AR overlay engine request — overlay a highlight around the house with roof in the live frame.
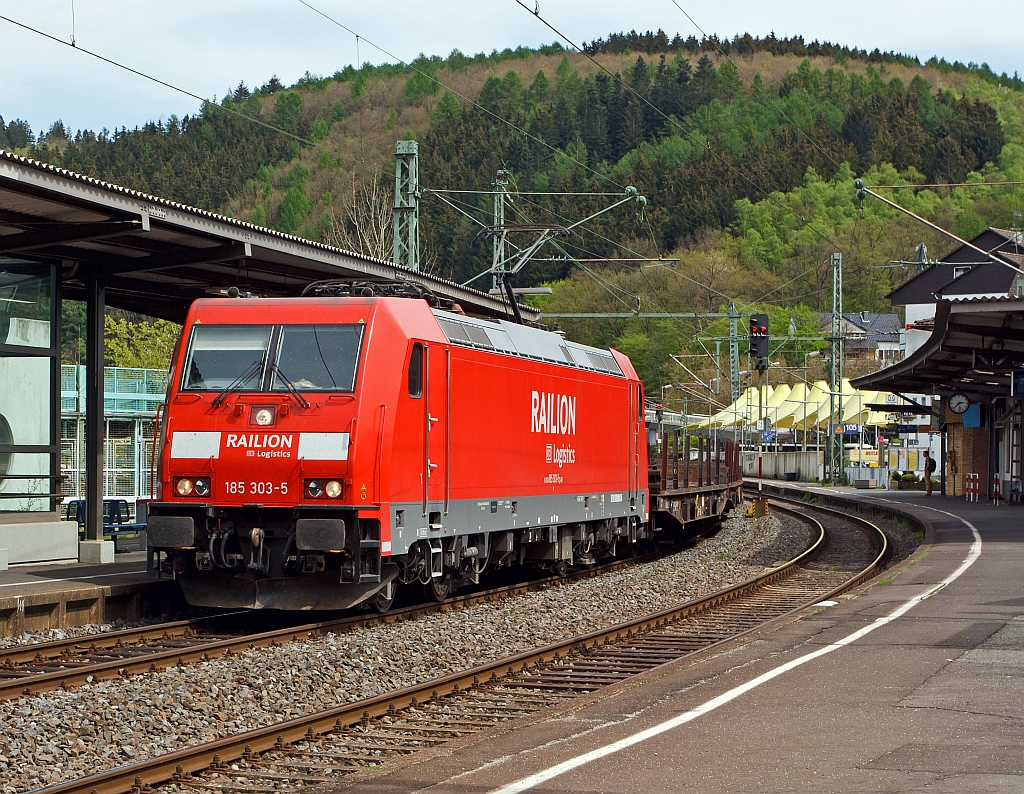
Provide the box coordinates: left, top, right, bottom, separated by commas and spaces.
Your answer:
855, 226, 1024, 498
887, 227, 1024, 356
818, 311, 902, 360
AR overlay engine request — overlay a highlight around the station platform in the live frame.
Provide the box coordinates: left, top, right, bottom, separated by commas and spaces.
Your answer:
0, 552, 185, 638
338, 486, 1022, 793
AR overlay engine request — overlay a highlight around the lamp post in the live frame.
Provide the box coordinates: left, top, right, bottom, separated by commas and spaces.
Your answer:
803, 351, 821, 451
659, 384, 673, 461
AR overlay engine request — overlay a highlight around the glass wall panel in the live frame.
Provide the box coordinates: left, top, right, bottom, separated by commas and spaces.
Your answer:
1, 263, 57, 514
0, 453, 52, 512
1, 265, 52, 349
0, 356, 51, 445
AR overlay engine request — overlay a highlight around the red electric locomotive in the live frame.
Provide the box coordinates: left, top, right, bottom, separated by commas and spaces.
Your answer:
147, 288, 650, 610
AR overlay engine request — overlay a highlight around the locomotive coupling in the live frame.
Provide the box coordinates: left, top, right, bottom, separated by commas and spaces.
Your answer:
248, 527, 266, 572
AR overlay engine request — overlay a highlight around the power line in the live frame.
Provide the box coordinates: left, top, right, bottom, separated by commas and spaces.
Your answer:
512, 0, 850, 262
668, 0, 846, 175
295, 0, 624, 191
872, 181, 1024, 189
0, 13, 313, 146
427, 190, 627, 196
504, 197, 642, 312
512, 192, 734, 363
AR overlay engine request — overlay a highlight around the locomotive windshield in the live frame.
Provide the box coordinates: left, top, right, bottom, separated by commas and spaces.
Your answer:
181, 323, 363, 393
183, 325, 271, 390
272, 325, 363, 391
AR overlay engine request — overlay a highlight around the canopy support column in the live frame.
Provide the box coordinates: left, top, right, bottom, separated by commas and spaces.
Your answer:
81, 277, 112, 562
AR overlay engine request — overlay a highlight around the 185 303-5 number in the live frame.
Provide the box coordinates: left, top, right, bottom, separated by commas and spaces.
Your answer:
224, 481, 288, 495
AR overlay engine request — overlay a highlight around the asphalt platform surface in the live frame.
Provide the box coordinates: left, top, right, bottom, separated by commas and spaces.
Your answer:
0, 550, 148, 596
334, 486, 1022, 794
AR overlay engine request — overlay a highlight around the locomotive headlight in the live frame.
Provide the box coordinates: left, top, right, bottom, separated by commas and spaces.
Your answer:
325, 480, 342, 498
253, 407, 275, 426
306, 479, 324, 498
175, 478, 194, 496
194, 478, 211, 497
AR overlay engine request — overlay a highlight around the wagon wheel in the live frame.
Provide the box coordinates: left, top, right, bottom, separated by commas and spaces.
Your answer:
370, 580, 397, 613
552, 560, 569, 578
426, 574, 453, 602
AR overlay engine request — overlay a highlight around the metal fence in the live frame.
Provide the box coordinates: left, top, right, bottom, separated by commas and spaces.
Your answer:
59, 366, 166, 501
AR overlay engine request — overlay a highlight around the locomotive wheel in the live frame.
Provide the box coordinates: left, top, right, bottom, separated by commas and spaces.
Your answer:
552, 560, 569, 577
426, 574, 453, 602
370, 580, 396, 613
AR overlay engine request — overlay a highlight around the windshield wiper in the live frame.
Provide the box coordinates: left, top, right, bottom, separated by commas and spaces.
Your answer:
212, 356, 264, 407
271, 363, 311, 409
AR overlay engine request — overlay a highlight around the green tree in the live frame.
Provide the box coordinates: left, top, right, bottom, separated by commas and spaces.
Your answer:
104, 316, 180, 369
271, 92, 304, 133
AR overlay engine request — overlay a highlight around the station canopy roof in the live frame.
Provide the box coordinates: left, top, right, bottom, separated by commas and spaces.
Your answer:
698, 379, 893, 430
0, 150, 532, 323
852, 298, 1024, 398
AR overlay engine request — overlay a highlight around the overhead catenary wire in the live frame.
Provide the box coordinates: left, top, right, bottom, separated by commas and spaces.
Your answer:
511, 192, 735, 365
512, 0, 850, 263
871, 181, 1024, 189
295, 0, 625, 191
0, 13, 315, 147
515, 190, 762, 345
430, 192, 492, 230
668, 0, 847, 176
515, 187, 823, 369
503, 197, 643, 312
427, 190, 628, 197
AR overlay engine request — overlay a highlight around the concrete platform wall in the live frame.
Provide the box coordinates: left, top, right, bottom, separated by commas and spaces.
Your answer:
0, 520, 78, 564
0, 580, 186, 638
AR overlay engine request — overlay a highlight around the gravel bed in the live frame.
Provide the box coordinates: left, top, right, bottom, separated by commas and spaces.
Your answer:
790, 495, 921, 565
0, 508, 807, 792
0, 617, 173, 651
871, 512, 922, 564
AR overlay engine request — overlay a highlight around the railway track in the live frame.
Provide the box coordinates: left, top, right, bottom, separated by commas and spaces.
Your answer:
32, 498, 887, 794
0, 542, 686, 702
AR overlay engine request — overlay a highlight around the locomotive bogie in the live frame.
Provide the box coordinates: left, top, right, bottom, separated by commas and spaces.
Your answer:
148, 296, 650, 610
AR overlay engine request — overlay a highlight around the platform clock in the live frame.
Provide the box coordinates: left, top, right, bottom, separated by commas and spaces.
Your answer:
948, 392, 970, 415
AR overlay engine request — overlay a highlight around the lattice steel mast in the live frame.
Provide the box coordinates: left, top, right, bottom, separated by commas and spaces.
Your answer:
393, 140, 420, 272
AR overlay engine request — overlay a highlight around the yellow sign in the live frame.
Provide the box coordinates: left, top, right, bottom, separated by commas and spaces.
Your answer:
849, 448, 879, 465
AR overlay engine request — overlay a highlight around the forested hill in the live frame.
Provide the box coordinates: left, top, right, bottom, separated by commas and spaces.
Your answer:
4, 31, 1023, 388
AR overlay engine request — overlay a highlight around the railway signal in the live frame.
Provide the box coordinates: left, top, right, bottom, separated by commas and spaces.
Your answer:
749, 313, 769, 372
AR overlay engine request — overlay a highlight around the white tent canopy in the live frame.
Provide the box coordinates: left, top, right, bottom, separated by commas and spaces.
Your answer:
697, 380, 894, 432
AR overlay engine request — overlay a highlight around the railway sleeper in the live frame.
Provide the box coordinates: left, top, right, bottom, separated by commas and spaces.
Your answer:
80, 499, 887, 794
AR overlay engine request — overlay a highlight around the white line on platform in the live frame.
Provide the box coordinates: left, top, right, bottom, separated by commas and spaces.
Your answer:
0, 569, 147, 589
486, 510, 983, 794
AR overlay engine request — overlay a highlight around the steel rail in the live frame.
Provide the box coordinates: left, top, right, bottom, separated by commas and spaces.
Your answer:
0, 543, 685, 701
30, 500, 884, 794
766, 495, 890, 597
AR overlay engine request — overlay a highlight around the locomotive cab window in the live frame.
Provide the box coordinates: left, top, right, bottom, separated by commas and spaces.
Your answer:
272, 325, 363, 392
183, 325, 272, 391
182, 323, 363, 393
407, 343, 423, 398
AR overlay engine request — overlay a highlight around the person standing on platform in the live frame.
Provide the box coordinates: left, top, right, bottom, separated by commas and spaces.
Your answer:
924, 450, 937, 496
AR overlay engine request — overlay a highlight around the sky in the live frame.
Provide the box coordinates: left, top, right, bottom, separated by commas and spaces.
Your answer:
1, 0, 1020, 136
